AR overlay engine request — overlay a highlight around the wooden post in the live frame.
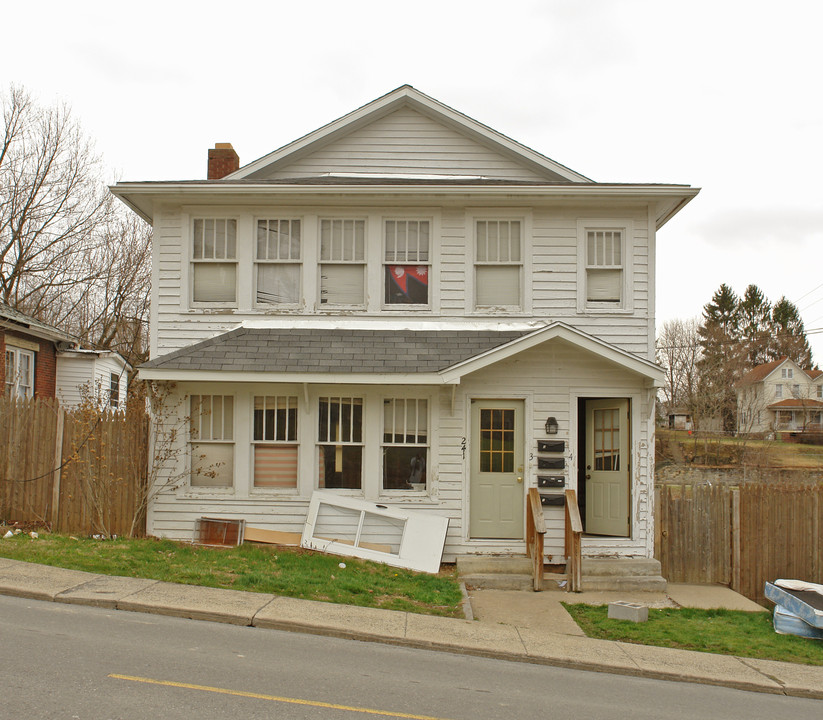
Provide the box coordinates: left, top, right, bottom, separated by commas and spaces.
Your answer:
730, 487, 741, 593
50, 406, 65, 531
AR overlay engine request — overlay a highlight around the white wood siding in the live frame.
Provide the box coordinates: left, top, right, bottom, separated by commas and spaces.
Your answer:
259, 107, 551, 181
151, 204, 654, 360
147, 338, 654, 561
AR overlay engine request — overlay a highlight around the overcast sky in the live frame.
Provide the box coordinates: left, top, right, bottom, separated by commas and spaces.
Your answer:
4, 1, 822, 361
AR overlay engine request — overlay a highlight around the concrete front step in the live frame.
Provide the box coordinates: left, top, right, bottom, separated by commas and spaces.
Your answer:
457, 555, 667, 592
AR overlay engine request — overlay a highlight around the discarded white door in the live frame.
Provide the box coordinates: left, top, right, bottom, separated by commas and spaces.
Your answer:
301, 491, 449, 573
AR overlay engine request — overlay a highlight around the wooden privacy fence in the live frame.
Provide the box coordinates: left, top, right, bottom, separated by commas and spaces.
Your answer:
656, 482, 823, 605
0, 397, 149, 537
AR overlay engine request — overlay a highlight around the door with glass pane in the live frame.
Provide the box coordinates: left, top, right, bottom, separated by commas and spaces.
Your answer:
585, 398, 630, 537
469, 400, 524, 539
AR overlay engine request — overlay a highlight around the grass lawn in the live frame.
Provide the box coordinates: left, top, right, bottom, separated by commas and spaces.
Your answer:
0, 533, 464, 618
563, 603, 823, 665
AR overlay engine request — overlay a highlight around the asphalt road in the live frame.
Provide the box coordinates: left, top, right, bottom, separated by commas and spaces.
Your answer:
1, 595, 820, 720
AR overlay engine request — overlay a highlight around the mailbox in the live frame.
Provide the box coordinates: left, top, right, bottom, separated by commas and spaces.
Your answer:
537, 440, 565, 453
537, 457, 565, 470
539, 494, 565, 507
537, 475, 565, 488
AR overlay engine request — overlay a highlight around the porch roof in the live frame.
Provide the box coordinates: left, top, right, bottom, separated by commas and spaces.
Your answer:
767, 398, 823, 411
138, 321, 664, 386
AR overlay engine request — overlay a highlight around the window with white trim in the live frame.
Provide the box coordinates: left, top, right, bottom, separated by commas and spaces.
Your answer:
109, 373, 120, 409
474, 220, 521, 308
317, 397, 363, 489
585, 229, 623, 304
817, 385, 822, 399
190, 395, 234, 487
384, 220, 430, 306
253, 395, 298, 489
775, 384, 783, 399
319, 219, 366, 306
782, 368, 793, 379
4, 347, 34, 399
192, 219, 237, 303
256, 219, 301, 305
382, 398, 428, 491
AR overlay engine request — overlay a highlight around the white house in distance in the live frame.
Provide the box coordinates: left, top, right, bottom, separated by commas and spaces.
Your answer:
737, 357, 823, 435
55, 348, 132, 410
112, 86, 697, 568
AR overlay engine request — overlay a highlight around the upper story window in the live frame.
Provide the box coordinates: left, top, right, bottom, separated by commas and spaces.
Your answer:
384, 220, 430, 307
775, 384, 783, 399
577, 220, 632, 312
4, 347, 34, 399
256, 219, 301, 306
192, 218, 237, 304
474, 220, 522, 309
817, 385, 822, 399
319, 219, 366, 307
782, 368, 793, 379
585, 229, 623, 304
190, 394, 234, 488
253, 395, 298, 489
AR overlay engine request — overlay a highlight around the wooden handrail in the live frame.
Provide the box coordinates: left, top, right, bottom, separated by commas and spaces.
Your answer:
564, 489, 583, 592
526, 488, 546, 591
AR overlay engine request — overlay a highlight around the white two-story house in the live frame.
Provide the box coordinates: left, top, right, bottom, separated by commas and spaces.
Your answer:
737, 357, 823, 435
113, 86, 697, 565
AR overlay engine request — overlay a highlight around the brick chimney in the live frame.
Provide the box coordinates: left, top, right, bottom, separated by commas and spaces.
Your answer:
207, 143, 239, 179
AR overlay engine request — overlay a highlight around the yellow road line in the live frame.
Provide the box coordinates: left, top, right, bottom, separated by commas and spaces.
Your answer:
108, 674, 455, 720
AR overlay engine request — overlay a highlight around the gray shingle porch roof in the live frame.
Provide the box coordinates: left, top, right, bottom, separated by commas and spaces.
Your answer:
141, 327, 531, 375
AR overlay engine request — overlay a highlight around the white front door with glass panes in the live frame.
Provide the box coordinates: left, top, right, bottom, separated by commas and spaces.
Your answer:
584, 398, 630, 537
469, 400, 524, 539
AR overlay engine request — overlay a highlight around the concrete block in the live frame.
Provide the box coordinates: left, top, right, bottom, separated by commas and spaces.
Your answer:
608, 601, 649, 622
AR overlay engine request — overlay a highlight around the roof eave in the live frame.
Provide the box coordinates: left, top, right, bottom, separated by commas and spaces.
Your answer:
111, 182, 698, 225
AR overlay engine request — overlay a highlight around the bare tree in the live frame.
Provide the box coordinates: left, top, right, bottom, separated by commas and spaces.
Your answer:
0, 85, 114, 313
656, 318, 702, 424
0, 85, 150, 366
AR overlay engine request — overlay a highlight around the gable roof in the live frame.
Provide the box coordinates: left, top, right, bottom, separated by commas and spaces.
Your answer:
0, 303, 76, 345
138, 321, 664, 386
232, 85, 591, 184
738, 357, 819, 386
112, 85, 698, 228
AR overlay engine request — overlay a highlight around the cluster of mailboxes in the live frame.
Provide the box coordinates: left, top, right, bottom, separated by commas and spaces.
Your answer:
536, 439, 565, 507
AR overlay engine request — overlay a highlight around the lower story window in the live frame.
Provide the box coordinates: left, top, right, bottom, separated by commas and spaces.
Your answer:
253, 395, 298, 489
5, 347, 34, 399
318, 397, 363, 489
190, 395, 234, 487
382, 398, 428, 490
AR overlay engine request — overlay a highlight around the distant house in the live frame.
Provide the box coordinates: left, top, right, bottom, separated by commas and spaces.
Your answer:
737, 357, 823, 435
667, 408, 692, 431
56, 348, 132, 409
1, 303, 74, 400
2, 302, 129, 409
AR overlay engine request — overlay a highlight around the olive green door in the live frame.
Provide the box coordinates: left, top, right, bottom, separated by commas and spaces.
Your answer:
585, 398, 630, 537
469, 400, 525, 539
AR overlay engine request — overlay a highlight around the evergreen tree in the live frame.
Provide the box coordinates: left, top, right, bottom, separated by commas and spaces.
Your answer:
737, 284, 772, 366
697, 284, 742, 432
770, 297, 813, 367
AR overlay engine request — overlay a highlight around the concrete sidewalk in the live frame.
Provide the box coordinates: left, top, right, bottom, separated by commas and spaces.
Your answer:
0, 556, 820, 700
